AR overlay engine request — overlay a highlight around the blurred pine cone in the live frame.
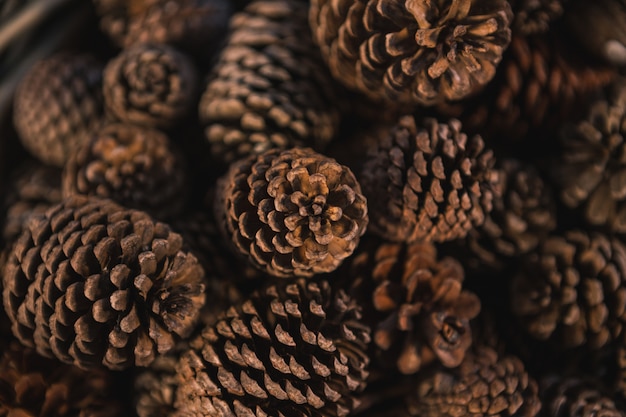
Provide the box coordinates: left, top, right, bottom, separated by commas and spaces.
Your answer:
309, 0, 513, 105
62, 123, 187, 220
215, 147, 368, 278
345, 237, 480, 374
13, 53, 105, 167
540, 375, 624, 417
103, 43, 198, 128
511, 230, 626, 350
361, 116, 500, 243
508, 0, 568, 35
2, 195, 206, 369
198, 0, 341, 166
174, 279, 371, 417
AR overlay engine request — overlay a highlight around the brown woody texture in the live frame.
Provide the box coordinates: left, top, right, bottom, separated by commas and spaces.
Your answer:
1, 195, 206, 370
507, 0, 568, 35
309, 0, 513, 105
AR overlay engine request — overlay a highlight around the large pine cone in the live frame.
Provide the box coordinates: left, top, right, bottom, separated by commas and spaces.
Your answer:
173, 279, 371, 417
511, 230, 626, 350
309, 0, 513, 105
540, 375, 624, 417
198, 0, 341, 166
552, 79, 626, 234
508, 0, 568, 35
2, 196, 206, 369
361, 116, 500, 243
215, 147, 368, 278
344, 237, 480, 374
13, 53, 104, 167
62, 123, 187, 220
103, 43, 198, 128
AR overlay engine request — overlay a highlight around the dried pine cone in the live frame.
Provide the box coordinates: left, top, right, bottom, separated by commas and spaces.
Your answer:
540, 375, 624, 417
198, 0, 340, 166
103, 43, 198, 128
215, 147, 368, 278
344, 237, 481, 374
173, 279, 371, 417
511, 230, 626, 350
13, 53, 104, 167
361, 116, 500, 243
508, 0, 568, 35
2, 195, 206, 369
309, 0, 513, 105
62, 123, 187, 220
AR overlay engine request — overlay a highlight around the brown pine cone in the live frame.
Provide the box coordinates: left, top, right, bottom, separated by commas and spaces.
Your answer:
309, 0, 513, 106
344, 237, 481, 374
2, 195, 206, 369
511, 230, 626, 350
198, 0, 341, 166
215, 147, 368, 278
103, 43, 198, 128
361, 116, 500, 243
0, 340, 124, 417
552, 79, 626, 234
508, 0, 568, 35
540, 375, 624, 417
173, 279, 371, 417
13, 53, 105, 167
62, 123, 187, 220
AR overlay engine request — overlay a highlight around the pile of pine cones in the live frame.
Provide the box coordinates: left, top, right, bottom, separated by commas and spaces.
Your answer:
1, 0, 626, 416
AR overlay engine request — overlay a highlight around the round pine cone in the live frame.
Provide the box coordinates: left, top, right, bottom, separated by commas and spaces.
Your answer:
345, 237, 481, 374
309, 0, 513, 105
103, 43, 198, 128
511, 230, 626, 350
361, 116, 500, 243
198, 0, 341, 166
540, 375, 624, 417
62, 123, 187, 220
215, 147, 368, 278
552, 79, 626, 234
2, 195, 206, 370
405, 346, 541, 417
13, 53, 104, 167
173, 279, 371, 417
508, 0, 568, 35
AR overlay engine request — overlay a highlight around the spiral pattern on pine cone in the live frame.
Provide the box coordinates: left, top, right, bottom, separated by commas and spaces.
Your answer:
309, 0, 513, 105
540, 375, 624, 417
2, 195, 206, 370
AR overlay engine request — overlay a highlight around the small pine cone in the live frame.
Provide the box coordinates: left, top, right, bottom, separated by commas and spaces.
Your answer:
2, 195, 206, 369
344, 237, 481, 374
552, 79, 626, 234
173, 279, 371, 417
511, 231, 626, 350
198, 0, 340, 166
0, 340, 124, 417
103, 43, 198, 128
406, 346, 541, 417
361, 116, 500, 243
540, 375, 624, 417
13, 53, 104, 167
508, 0, 568, 35
62, 123, 187, 220
215, 147, 368, 278
309, 0, 513, 106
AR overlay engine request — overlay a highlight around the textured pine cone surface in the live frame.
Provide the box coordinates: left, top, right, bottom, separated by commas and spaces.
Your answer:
508, 0, 568, 35
361, 115, 500, 243
309, 0, 513, 105
198, 0, 341, 166
215, 147, 368, 277
173, 278, 371, 417
2, 195, 206, 369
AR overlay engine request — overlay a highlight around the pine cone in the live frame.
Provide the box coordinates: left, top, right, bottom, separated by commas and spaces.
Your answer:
173, 279, 371, 417
198, 0, 341, 166
361, 116, 500, 243
540, 375, 624, 417
344, 237, 481, 374
103, 43, 198, 128
2, 195, 206, 369
309, 0, 513, 105
552, 79, 626, 234
0, 340, 124, 417
508, 0, 568, 35
405, 346, 541, 417
62, 123, 187, 220
215, 147, 368, 278
13, 53, 104, 167
511, 230, 626, 350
